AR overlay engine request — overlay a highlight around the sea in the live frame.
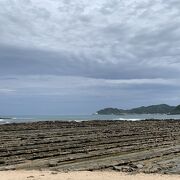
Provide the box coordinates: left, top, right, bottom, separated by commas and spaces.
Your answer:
0, 114, 180, 124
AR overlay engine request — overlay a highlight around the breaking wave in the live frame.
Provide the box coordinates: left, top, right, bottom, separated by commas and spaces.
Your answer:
114, 118, 142, 121
0, 119, 10, 124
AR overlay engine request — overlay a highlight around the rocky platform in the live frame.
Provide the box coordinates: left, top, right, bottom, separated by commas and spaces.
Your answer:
0, 120, 180, 174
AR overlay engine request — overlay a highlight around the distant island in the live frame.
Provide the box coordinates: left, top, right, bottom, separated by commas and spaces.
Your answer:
96, 104, 180, 115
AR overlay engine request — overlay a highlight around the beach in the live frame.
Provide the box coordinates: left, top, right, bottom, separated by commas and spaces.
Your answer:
0, 120, 180, 175
0, 171, 180, 180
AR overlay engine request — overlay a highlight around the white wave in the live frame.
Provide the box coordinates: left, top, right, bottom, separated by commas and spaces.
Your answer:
73, 120, 84, 122
0, 119, 10, 124
114, 118, 141, 121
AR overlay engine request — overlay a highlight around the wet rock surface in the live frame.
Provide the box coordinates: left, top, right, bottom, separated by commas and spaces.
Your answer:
0, 120, 180, 174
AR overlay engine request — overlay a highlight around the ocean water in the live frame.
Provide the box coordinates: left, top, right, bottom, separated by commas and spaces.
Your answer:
0, 114, 180, 124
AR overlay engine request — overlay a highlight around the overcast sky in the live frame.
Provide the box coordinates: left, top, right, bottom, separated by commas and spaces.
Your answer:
0, 0, 180, 115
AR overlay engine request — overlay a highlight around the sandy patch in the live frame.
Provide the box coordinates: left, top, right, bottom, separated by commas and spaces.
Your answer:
0, 171, 179, 180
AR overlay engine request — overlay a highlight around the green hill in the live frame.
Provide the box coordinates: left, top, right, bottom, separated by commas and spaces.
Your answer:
128, 104, 175, 114
97, 108, 125, 115
96, 104, 176, 115
170, 105, 180, 114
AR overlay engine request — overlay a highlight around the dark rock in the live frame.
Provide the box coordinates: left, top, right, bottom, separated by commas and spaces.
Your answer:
48, 161, 58, 167
113, 166, 135, 172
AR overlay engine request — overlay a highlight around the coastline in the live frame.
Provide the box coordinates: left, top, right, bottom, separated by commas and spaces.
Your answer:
1, 113, 180, 124
0, 120, 180, 174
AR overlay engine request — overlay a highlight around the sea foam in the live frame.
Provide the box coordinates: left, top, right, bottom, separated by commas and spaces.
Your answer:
113, 118, 142, 121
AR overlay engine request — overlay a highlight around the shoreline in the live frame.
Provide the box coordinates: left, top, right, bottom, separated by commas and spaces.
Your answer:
1, 114, 180, 125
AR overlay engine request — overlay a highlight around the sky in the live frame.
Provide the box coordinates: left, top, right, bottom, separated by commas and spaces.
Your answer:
0, 0, 180, 115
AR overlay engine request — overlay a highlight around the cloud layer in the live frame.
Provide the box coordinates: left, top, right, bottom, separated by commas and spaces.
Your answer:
0, 0, 180, 114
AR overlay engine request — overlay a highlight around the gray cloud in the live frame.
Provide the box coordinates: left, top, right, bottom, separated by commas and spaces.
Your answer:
0, 44, 179, 80
0, 0, 180, 114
